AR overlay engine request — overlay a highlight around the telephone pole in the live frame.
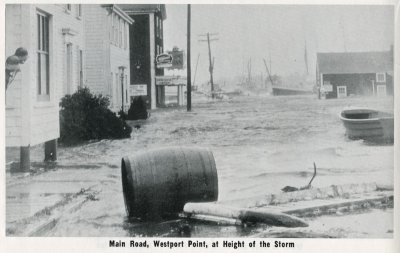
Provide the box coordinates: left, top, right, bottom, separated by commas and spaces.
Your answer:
199, 32, 218, 98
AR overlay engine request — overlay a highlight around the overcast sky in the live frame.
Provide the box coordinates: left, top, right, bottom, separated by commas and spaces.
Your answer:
163, 5, 394, 85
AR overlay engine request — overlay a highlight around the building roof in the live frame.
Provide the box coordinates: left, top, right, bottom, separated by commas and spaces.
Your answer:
118, 4, 167, 20
317, 50, 393, 74
101, 4, 134, 24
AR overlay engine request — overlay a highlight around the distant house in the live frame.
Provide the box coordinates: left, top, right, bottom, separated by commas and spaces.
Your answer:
119, 4, 167, 109
83, 4, 133, 112
5, 4, 86, 170
316, 47, 394, 99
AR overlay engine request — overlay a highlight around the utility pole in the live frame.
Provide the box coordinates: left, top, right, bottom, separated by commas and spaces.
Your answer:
192, 53, 200, 87
199, 32, 218, 98
187, 4, 191, 111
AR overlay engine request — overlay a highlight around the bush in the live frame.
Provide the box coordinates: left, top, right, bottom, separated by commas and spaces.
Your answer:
118, 109, 128, 121
126, 96, 148, 120
59, 87, 132, 145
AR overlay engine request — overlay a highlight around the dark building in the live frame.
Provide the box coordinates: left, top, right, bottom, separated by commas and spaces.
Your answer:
316, 47, 394, 99
119, 4, 166, 109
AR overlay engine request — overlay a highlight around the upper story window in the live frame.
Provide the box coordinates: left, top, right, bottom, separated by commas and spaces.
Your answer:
77, 4, 82, 18
79, 49, 84, 87
119, 19, 123, 47
110, 14, 113, 43
123, 22, 129, 49
66, 4, 72, 13
160, 19, 163, 39
37, 11, 50, 101
155, 16, 159, 38
376, 72, 386, 83
114, 15, 118, 45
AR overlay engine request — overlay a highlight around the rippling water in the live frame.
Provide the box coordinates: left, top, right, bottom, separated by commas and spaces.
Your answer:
6, 94, 394, 237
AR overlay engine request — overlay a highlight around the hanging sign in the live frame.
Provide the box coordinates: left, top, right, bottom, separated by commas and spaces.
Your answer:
156, 53, 173, 68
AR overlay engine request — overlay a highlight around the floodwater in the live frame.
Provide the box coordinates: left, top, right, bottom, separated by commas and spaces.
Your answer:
6, 94, 394, 237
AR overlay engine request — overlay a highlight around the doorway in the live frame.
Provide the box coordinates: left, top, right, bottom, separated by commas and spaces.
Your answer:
337, 86, 347, 98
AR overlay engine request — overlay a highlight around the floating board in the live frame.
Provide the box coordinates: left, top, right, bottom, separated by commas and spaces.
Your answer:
183, 202, 308, 228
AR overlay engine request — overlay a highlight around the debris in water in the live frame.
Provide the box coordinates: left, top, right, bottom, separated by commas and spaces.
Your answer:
281, 162, 317, 192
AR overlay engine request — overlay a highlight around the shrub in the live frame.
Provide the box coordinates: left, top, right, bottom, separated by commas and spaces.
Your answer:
127, 96, 148, 120
118, 109, 128, 121
59, 87, 132, 145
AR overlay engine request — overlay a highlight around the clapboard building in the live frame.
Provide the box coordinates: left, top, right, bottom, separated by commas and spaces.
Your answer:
316, 47, 394, 99
119, 4, 167, 109
5, 4, 133, 171
83, 4, 133, 112
5, 4, 86, 170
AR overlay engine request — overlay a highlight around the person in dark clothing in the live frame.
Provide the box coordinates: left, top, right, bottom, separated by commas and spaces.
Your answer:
5, 55, 20, 90
5, 47, 28, 90
15, 47, 29, 64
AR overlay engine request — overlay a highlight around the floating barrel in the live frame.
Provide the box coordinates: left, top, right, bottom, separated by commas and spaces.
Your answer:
121, 147, 218, 220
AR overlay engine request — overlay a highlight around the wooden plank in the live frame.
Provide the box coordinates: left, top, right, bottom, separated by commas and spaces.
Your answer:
180, 213, 241, 226
281, 194, 393, 217
183, 202, 308, 228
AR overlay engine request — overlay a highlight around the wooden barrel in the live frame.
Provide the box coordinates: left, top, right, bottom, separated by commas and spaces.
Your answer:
121, 147, 218, 220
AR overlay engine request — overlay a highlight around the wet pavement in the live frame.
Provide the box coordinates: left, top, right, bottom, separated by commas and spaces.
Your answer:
5, 94, 394, 237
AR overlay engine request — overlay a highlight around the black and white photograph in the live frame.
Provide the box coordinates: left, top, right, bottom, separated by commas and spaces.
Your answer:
2, 0, 399, 250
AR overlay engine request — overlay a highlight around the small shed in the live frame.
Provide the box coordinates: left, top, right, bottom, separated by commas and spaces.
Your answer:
316, 47, 393, 99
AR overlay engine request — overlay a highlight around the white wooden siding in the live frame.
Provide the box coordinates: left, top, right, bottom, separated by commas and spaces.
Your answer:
84, 5, 131, 112
6, 4, 85, 147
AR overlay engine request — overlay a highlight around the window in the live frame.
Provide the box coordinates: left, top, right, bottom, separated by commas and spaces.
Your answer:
37, 12, 50, 101
124, 22, 127, 49
376, 72, 386, 83
160, 19, 163, 39
158, 17, 161, 38
155, 16, 159, 38
79, 49, 83, 87
119, 19, 122, 47
110, 14, 113, 43
66, 4, 71, 13
109, 73, 113, 97
77, 4, 82, 18
125, 23, 129, 49
125, 75, 128, 103
115, 73, 119, 106
114, 15, 118, 44
66, 43, 73, 94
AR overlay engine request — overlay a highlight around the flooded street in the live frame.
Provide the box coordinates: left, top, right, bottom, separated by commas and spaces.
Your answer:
6, 94, 394, 237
